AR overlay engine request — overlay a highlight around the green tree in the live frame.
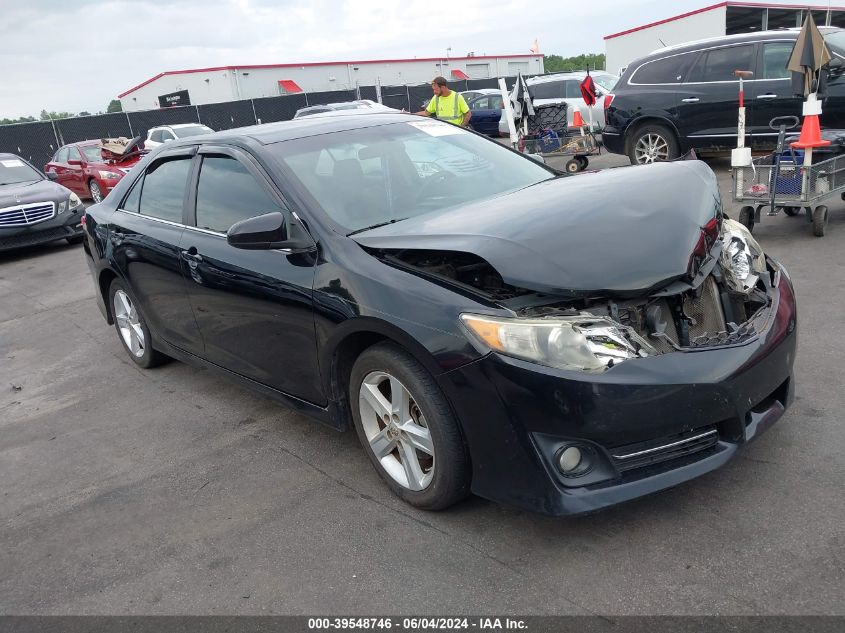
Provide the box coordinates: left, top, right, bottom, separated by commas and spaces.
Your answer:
107, 99, 122, 113
544, 53, 606, 73
0, 115, 37, 125
39, 109, 76, 121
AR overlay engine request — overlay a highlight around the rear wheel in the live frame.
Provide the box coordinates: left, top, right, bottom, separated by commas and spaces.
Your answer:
349, 342, 469, 510
738, 206, 755, 233
813, 205, 828, 237
108, 279, 168, 368
565, 159, 581, 173
628, 124, 680, 165
89, 180, 103, 203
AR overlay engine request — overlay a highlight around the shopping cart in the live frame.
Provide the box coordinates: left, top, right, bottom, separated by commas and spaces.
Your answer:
513, 103, 601, 173
732, 116, 845, 237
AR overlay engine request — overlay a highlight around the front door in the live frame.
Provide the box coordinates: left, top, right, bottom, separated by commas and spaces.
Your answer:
65, 146, 86, 195
677, 43, 756, 150
748, 40, 804, 148
180, 146, 323, 404
109, 149, 204, 357
468, 95, 503, 136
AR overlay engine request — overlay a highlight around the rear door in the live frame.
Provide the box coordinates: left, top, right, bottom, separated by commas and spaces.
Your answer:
47, 147, 70, 188
468, 95, 503, 135
109, 148, 204, 356
180, 145, 322, 403
748, 40, 803, 147
677, 43, 756, 149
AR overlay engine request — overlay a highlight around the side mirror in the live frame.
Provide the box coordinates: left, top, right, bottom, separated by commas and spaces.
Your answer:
68, 159, 83, 166
227, 211, 314, 251
829, 58, 844, 75
45, 171, 59, 181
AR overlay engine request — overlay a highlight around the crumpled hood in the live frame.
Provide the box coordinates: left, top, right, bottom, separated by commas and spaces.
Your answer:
352, 161, 722, 296
0, 179, 71, 209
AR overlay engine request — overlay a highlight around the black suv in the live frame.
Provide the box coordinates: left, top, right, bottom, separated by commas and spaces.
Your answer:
603, 28, 845, 164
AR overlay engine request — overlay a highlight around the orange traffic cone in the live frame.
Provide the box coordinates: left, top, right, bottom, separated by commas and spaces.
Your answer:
571, 110, 585, 128
791, 113, 830, 149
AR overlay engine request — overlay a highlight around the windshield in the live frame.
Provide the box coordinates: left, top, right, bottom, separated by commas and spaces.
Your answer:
824, 31, 845, 57
0, 157, 43, 185
271, 119, 554, 233
174, 125, 214, 138
593, 75, 618, 91
81, 145, 102, 162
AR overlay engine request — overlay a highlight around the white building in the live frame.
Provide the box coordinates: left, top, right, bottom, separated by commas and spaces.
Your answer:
118, 55, 543, 112
605, 1, 845, 76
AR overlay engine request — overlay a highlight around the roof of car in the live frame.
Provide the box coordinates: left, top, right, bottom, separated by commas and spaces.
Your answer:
646, 26, 840, 58
174, 112, 424, 146
150, 123, 209, 130
0, 152, 24, 161
528, 71, 617, 85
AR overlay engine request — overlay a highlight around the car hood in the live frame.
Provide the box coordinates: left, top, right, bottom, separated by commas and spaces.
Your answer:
0, 179, 71, 208
352, 161, 722, 297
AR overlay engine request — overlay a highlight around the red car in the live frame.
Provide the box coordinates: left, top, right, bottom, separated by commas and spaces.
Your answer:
44, 137, 146, 203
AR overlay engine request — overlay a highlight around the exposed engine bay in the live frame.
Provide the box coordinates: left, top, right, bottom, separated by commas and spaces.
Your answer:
372, 219, 775, 369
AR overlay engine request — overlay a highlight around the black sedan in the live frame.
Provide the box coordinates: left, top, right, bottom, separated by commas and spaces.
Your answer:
0, 153, 84, 251
81, 113, 797, 515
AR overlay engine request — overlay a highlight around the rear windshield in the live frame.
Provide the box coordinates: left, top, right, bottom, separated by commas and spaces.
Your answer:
0, 157, 43, 185
174, 125, 214, 138
81, 146, 102, 162
594, 75, 617, 91
824, 31, 845, 57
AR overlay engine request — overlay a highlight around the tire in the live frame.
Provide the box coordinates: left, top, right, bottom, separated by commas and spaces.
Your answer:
565, 159, 581, 173
813, 205, 828, 237
89, 180, 103, 203
627, 123, 680, 165
575, 156, 589, 171
108, 278, 168, 368
738, 206, 755, 233
783, 206, 800, 217
349, 342, 470, 510
66, 235, 84, 245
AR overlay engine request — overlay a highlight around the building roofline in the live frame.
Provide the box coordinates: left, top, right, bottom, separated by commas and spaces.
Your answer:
604, 1, 845, 40
118, 54, 541, 98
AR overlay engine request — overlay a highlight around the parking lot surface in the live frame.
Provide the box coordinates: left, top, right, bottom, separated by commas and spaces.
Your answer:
1, 153, 843, 615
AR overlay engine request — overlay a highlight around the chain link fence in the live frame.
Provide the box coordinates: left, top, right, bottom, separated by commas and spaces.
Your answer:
1, 76, 524, 161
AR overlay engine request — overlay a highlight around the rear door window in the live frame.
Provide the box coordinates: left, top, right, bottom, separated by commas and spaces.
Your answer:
631, 51, 698, 84
194, 155, 284, 233
67, 147, 82, 162
55, 148, 69, 163
687, 45, 755, 83
149, 130, 163, 142
565, 81, 582, 98
531, 81, 564, 100
760, 42, 793, 79
137, 157, 192, 223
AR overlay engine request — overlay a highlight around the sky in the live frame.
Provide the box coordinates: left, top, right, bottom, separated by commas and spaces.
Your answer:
0, 0, 827, 118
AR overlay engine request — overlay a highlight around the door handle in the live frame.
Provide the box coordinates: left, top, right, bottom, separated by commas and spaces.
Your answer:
681, 97, 700, 103
756, 94, 778, 100
181, 247, 203, 263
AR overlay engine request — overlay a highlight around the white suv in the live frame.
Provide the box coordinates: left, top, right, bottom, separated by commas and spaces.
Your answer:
144, 124, 214, 149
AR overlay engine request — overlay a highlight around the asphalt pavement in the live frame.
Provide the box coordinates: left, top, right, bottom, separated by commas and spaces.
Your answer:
1, 153, 843, 615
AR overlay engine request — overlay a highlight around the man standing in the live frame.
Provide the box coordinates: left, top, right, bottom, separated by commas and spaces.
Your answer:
415, 76, 471, 127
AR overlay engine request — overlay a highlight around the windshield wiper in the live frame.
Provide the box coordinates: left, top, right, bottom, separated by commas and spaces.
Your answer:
348, 218, 407, 236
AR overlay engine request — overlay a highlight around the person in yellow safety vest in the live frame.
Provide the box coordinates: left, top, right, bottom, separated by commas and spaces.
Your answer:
414, 76, 472, 127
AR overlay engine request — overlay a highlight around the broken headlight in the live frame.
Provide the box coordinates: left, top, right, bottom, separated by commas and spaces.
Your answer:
461, 314, 653, 372
720, 218, 766, 293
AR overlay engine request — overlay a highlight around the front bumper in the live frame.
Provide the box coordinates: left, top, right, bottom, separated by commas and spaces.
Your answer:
438, 264, 797, 516
0, 207, 84, 252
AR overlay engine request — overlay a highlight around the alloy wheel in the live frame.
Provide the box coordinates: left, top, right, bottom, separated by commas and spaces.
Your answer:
113, 289, 145, 358
358, 371, 435, 491
90, 181, 103, 203
634, 133, 670, 164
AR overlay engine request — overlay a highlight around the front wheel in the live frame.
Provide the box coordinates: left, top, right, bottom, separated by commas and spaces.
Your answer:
738, 206, 755, 233
349, 343, 470, 510
628, 124, 680, 165
88, 180, 103, 203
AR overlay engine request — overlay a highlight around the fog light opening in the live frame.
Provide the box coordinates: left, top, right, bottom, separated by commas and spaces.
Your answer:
558, 446, 583, 473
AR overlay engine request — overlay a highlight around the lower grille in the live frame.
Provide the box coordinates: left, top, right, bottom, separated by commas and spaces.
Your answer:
0, 202, 56, 227
0, 226, 74, 250
611, 427, 719, 472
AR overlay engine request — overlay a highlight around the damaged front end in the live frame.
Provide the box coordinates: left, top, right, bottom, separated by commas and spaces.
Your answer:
369, 217, 779, 373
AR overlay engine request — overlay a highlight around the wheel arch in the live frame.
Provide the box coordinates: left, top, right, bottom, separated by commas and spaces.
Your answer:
624, 116, 683, 156
98, 267, 119, 324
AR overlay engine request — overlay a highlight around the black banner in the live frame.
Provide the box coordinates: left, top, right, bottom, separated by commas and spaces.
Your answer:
158, 90, 191, 108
